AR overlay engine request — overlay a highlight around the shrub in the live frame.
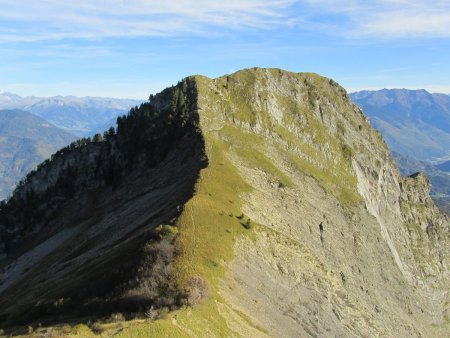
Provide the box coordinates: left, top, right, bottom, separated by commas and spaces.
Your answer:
125, 236, 177, 309
341, 144, 354, 161
109, 312, 125, 322
89, 322, 104, 335
158, 307, 170, 320
145, 306, 159, 321
241, 218, 252, 230
186, 276, 211, 306
337, 121, 346, 135
74, 324, 93, 335
61, 325, 72, 334
154, 224, 178, 238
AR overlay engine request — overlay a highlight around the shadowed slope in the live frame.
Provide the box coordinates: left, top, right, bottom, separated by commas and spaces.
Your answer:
0, 79, 206, 326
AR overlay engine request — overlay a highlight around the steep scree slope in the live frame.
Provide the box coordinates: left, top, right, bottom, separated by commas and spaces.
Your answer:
0, 68, 448, 337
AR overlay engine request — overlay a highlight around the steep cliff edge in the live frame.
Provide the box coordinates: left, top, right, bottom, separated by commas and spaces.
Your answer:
0, 68, 448, 337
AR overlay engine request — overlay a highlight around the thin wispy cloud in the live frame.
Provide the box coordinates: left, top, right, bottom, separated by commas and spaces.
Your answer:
303, 0, 450, 38
0, 1, 297, 42
0, 1, 448, 42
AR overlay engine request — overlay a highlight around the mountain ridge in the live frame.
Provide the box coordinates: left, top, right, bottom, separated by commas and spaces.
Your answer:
0, 68, 448, 337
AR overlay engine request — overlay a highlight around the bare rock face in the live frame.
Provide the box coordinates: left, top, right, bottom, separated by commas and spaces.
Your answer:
0, 68, 448, 337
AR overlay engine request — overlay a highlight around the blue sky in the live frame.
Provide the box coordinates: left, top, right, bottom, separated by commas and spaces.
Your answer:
0, 0, 449, 99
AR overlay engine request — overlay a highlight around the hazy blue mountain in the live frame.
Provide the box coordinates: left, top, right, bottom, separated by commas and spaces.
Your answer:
0, 109, 76, 200
436, 160, 450, 173
0, 92, 141, 136
350, 89, 450, 162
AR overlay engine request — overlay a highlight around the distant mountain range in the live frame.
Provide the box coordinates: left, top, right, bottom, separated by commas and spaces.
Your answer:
350, 89, 450, 215
436, 160, 450, 172
0, 109, 76, 200
0, 92, 141, 200
350, 89, 450, 162
0, 92, 141, 136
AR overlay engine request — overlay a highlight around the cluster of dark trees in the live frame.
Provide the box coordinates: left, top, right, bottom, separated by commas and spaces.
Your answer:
0, 78, 198, 255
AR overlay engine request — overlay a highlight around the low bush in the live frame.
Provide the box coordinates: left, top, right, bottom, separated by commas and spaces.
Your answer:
241, 218, 252, 230
186, 276, 211, 306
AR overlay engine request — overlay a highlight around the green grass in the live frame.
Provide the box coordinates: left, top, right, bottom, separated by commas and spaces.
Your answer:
114, 319, 190, 338
114, 301, 266, 338
172, 137, 252, 290
220, 124, 294, 188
